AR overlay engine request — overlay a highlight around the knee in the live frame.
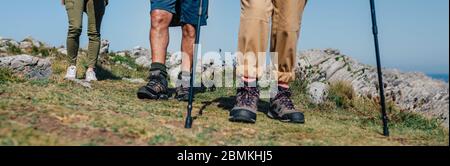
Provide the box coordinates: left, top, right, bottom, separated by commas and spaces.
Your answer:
68, 25, 82, 37
151, 10, 171, 30
87, 31, 101, 41
182, 25, 196, 39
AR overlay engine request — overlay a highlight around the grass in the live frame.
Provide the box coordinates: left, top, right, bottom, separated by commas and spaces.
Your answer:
0, 68, 24, 84
0, 58, 448, 146
5, 43, 22, 55
109, 53, 139, 69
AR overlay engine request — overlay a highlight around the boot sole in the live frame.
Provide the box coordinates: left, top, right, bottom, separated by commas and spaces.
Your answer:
175, 93, 189, 102
267, 111, 305, 124
229, 109, 256, 124
137, 87, 168, 100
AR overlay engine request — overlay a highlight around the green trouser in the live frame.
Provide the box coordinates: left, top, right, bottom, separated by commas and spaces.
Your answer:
65, 0, 106, 67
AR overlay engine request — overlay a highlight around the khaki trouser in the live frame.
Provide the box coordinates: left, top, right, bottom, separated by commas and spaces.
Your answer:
237, 0, 307, 83
65, 0, 106, 67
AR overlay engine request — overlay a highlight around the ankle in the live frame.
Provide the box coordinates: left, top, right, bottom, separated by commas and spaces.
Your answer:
278, 82, 289, 89
150, 62, 168, 78
242, 77, 257, 83
179, 71, 191, 87
240, 77, 257, 88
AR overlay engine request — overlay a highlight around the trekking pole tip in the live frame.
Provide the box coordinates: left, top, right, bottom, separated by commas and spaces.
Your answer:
184, 117, 193, 129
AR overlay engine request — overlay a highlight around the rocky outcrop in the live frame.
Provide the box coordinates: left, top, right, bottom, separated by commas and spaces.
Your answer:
308, 82, 329, 104
297, 49, 449, 127
166, 52, 222, 87
0, 37, 48, 54
100, 40, 110, 55
0, 54, 52, 79
0, 37, 20, 55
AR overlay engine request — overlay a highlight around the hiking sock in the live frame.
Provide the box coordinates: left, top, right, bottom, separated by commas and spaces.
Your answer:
150, 62, 168, 78
180, 71, 191, 87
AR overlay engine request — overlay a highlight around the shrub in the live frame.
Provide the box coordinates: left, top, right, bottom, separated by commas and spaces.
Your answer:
6, 43, 22, 55
110, 54, 138, 69
0, 68, 22, 84
328, 81, 355, 109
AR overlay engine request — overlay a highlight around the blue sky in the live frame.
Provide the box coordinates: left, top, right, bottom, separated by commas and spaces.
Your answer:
0, 0, 448, 74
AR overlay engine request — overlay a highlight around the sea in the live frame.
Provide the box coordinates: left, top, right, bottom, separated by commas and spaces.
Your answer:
428, 74, 449, 83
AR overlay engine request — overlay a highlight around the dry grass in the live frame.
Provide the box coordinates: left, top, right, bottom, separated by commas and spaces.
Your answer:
0, 58, 448, 146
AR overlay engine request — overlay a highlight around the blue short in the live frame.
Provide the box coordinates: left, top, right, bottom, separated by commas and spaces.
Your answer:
150, 0, 208, 27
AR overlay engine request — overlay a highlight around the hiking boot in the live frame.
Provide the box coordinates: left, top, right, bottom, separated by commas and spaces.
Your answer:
85, 68, 98, 82
64, 65, 77, 80
229, 85, 260, 123
175, 72, 190, 101
176, 86, 190, 101
269, 87, 305, 123
137, 70, 169, 100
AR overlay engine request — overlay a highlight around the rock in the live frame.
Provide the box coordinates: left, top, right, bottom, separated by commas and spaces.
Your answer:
0, 37, 19, 54
324, 48, 340, 56
57, 47, 67, 55
201, 58, 218, 89
166, 52, 183, 83
0, 55, 52, 79
67, 78, 91, 88
308, 82, 329, 104
296, 49, 449, 127
130, 46, 150, 59
0, 37, 19, 47
116, 52, 127, 57
135, 55, 151, 68
0, 47, 6, 53
22, 36, 42, 48
19, 41, 34, 50
100, 40, 110, 55
19, 37, 45, 53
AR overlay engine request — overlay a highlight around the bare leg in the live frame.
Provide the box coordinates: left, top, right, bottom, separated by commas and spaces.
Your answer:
150, 10, 173, 64
181, 24, 196, 72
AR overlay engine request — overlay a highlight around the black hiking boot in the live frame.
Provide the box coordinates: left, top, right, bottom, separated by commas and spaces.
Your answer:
175, 72, 191, 101
137, 70, 169, 100
175, 86, 190, 101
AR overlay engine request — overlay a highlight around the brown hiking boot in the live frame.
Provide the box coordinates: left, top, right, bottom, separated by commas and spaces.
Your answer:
137, 70, 169, 100
269, 87, 305, 124
229, 85, 260, 123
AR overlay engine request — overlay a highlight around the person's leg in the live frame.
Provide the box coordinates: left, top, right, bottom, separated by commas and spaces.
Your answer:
230, 0, 273, 123
150, 10, 173, 66
85, 0, 106, 81
180, 24, 196, 74
175, 0, 209, 101
137, 0, 176, 100
64, 0, 84, 79
237, 0, 273, 83
268, 0, 307, 123
270, 0, 307, 87
175, 24, 196, 101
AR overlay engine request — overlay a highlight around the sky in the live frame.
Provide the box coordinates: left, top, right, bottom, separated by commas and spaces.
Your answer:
0, 0, 448, 74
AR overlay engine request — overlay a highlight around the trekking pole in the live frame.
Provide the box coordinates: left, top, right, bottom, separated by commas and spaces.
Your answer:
369, 0, 389, 136
185, 0, 204, 128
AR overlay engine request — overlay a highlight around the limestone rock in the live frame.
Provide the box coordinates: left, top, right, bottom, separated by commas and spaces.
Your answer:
0, 54, 52, 79
296, 49, 449, 127
308, 82, 329, 104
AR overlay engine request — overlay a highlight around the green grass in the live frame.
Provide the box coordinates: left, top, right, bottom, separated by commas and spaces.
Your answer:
109, 53, 139, 69
0, 68, 24, 84
0, 58, 448, 146
5, 43, 22, 55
